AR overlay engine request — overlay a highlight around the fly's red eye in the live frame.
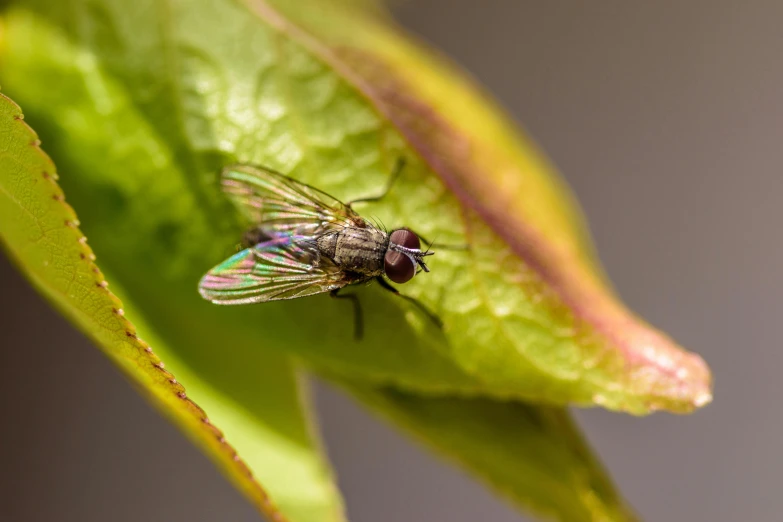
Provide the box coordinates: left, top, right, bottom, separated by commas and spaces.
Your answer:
389, 228, 420, 250
384, 229, 421, 284
384, 250, 415, 284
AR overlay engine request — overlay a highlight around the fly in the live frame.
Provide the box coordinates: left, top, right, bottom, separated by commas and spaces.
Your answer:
198, 159, 441, 339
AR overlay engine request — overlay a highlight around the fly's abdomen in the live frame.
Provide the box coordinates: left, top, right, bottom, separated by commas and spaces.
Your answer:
333, 227, 386, 275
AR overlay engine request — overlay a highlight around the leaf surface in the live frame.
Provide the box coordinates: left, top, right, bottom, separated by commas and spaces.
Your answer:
1, 0, 712, 412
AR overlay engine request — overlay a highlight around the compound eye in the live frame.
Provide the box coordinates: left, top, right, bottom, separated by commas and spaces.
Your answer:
384, 229, 421, 284
384, 250, 415, 284
389, 228, 421, 250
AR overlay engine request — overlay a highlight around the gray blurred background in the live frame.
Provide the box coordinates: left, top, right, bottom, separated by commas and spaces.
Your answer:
1, 1, 776, 521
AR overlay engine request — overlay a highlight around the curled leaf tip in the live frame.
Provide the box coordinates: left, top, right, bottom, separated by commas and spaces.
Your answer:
618, 324, 712, 412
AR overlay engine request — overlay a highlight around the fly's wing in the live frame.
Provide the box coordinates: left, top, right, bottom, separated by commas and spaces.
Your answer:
198, 234, 347, 305
221, 164, 363, 236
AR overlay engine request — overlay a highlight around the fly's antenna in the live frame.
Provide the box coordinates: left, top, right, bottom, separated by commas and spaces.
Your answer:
419, 244, 433, 269
421, 233, 440, 256
390, 244, 434, 258
390, 243, 434, 273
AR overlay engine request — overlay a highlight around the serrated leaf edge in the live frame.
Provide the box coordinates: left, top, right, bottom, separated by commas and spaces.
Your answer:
0, 92, 290, 522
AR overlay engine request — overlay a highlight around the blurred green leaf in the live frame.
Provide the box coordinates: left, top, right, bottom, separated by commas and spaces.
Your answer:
348, 385, 639, 522
0, 0, 712, 521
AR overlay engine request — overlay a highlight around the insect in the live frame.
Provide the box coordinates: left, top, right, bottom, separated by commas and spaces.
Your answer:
198, 159, 441, 339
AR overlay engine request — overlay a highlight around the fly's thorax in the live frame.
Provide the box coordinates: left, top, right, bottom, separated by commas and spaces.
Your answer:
331, 225, 388, 275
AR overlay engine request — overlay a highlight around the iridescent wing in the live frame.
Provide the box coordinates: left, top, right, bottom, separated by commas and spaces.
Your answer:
221, 164, 365, 236
198, 233, 348, 305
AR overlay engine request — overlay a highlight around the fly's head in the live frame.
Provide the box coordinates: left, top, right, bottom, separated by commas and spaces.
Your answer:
384, 228, 434, 284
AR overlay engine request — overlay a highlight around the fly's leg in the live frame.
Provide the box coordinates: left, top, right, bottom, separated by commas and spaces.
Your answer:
347, 158, 469, 251
375, 277, 444, 329
406, 229, 470, 253
331, 288, 364, 340
346, 157, 406, 208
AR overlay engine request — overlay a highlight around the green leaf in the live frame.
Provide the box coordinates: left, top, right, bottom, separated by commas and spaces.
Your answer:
1, 0, 712, 413
0, 0, 712, 521
347, 386, 638, 522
